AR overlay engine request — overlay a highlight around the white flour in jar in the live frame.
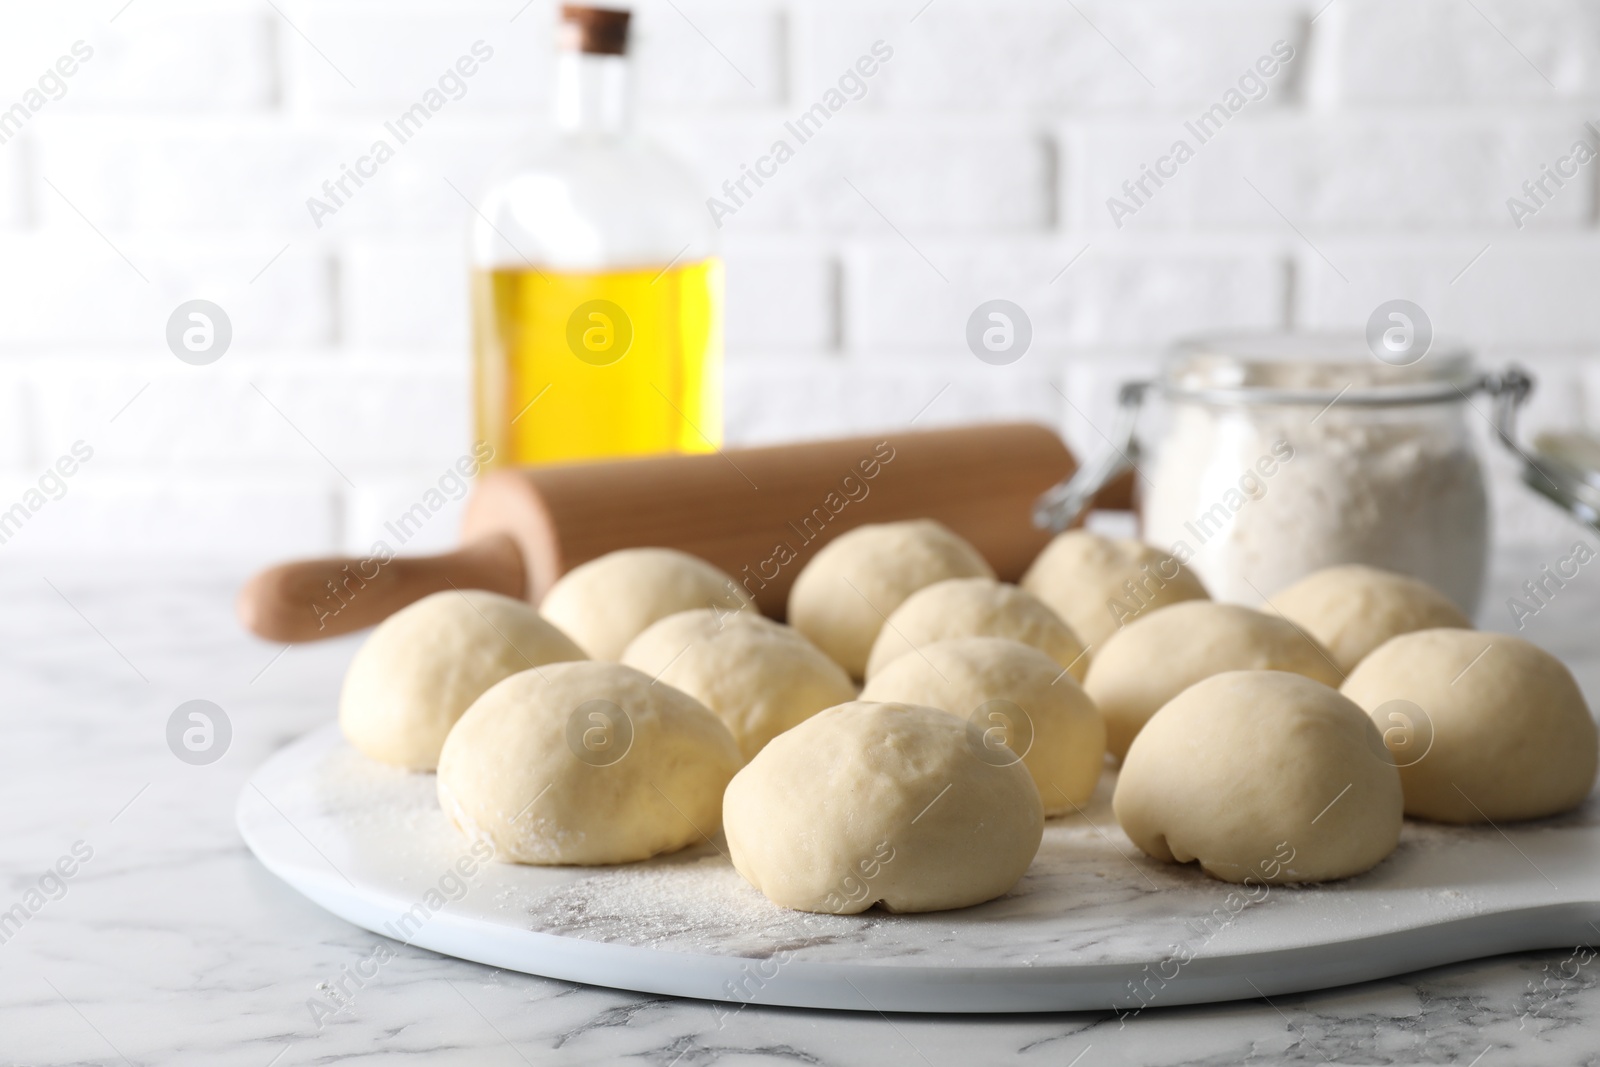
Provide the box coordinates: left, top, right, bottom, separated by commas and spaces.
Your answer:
1143, 401, 1488, 614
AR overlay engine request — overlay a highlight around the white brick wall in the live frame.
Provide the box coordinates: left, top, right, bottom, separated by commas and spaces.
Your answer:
1317, 0, 1600, 104
1, 0, 1598, 559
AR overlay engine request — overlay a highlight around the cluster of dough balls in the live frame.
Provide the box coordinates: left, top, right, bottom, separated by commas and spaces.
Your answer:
338, 521, 1597, 909
1110, 558, 1597, 885
1252, 563, 1594, 824
341, 552, 756, 868
788, 520, 995, 679
338, 524, 1086, 912
722, 521, 1116, 912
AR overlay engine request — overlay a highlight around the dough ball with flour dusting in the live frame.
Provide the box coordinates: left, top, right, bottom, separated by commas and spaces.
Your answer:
437, 661, 742, 865
340, 590, 584, 770
1021, 531, 1208, 653
1114, 670, 1403, 884
724, 701, 1043, 913
1085, 601, 1341, 762
540, 548, 750, 661
860, 637, 1105, 813
1268, 564, 1472, 673
865, 577, 1088, 682
788, 520, 995, 679
620, 609, 856, 759
1341, 629, 1598, 823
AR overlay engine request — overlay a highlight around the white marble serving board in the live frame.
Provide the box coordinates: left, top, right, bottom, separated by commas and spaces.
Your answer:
237, 722, 1600, 1014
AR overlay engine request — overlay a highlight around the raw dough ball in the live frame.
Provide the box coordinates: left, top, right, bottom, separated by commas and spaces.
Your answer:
1341, 629, 1598, 823
1270, 564, 1472, 673
340, 590, 585, 770
788, 520, 994, 679
724, 701, 1043, 913
1114, 671, 1403, 883
539, 548, 751, 661
1085, 601, 1342, 762
860, 637, 1105, 814
620, 609, 857, 759
1022, 531, 1208, 653
865, 578, 1088, 682
437, 661, 742, 865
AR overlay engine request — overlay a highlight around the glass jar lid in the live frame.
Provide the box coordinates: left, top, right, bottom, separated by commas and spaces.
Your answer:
1163, 332, 1479, 407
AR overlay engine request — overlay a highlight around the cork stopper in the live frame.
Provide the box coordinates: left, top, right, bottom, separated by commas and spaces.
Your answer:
559, 5, 631, 56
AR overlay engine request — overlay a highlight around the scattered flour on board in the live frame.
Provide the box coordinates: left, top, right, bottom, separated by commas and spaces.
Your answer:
304, 743, 458, 864
289, 733, 1596, 964
520, 851, 879, 952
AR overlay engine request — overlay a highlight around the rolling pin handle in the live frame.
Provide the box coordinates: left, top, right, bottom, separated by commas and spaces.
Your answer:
236, 533, 527, 643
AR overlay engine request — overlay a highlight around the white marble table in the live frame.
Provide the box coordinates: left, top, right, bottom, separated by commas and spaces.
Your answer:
3, 549, 1598, 1066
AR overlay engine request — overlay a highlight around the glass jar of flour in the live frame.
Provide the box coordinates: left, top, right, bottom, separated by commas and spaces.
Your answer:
1036, 334, 1534, 616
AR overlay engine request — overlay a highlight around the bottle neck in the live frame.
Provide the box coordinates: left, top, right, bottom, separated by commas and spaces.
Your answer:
555, 52, 630, 133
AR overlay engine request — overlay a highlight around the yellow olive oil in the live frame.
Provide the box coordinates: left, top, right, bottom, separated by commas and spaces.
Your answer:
472, 258, 723, 467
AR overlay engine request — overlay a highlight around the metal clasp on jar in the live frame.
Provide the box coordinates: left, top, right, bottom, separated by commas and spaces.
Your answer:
1033, 379, 1152, 532
1488, 366, 1600, 528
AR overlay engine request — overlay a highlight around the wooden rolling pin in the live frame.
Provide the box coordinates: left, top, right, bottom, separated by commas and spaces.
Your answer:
239, 422, 1133, 642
